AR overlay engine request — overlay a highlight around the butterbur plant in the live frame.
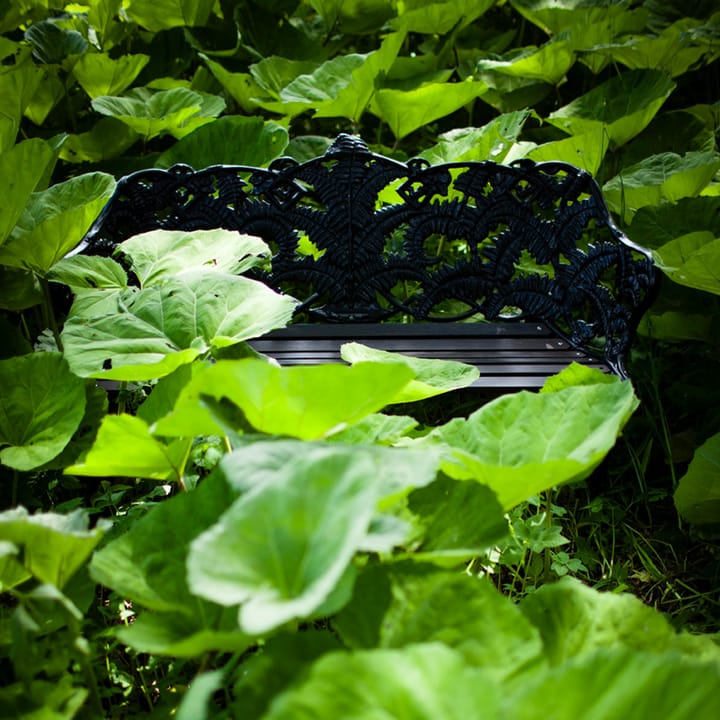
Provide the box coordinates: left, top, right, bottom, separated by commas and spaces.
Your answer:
1, 0, 720, 716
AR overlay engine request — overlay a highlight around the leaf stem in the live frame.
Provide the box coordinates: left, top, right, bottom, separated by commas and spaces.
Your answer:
40, 277, 63, 352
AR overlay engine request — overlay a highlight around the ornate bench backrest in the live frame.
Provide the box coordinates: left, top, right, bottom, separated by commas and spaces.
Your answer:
82, 134, 658, 377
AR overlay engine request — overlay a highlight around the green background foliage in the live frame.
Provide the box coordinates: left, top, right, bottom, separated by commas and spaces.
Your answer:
1, 0, 719, 717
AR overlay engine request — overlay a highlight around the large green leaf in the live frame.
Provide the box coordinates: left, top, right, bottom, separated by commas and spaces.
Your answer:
0, 266, 42, 310
48, 255, 129, 290
0, 173, 116, 276
188, 445, 390, 633
390, 0, 495, 34
475, 40, 576, 85
521, 577, 720, 665
0, 353, 85, 471
651, 231, 720, 296
335, 564, 545, 680
61, 271, 296, 380
340, 342, 479, 402
405, 475, 508, 564
157, 116, 288, 169
526, 127, 607, 175
509, 649, 720, 720
65, 414, 191, 482
603, 152, 720, 221
674, 432, 720, 525
419, 111, 531, 164
304, 0, 396, 35
116, 228, 271, 287
152, 359, 415, 439
92, 88, 225, 141
417, 369, 638, 509
72, 52, 150, 98
0, 507, 106, 588
547, 69, 676, 148
0, 138, 56, 247
371, 81, 488, 141
124, 0, 216, 32
58, 117, 139, 164
263, 643, 499, 720
0, 57, 44, 153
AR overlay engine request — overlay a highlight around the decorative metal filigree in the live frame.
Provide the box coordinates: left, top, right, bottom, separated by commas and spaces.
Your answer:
81, 133, 659, 376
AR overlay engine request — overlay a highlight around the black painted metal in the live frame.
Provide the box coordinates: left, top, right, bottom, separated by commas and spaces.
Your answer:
82, 133, 658, 378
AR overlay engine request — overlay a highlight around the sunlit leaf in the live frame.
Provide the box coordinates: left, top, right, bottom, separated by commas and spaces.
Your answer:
526, 127, 607, 175
72, 52, 150, 98
0, 507, 106, 588
48, 255, 129, 290
124, 0, 216, 32
419, 111, 531, 164
341, 342, 478, 402
0, 353, 85, 471
92, 88, 225, 141
116, 229, 271, 287
65, 414, 190, 482
0, 173, 116, 276
416, 372, 638, 509
651, 231, 720, 297
391, 0, 495, 34
263, 643, 499, 719
602, 151, 720, 221
0, 139, 56, 246
547, 69, 676, 148
674, 432, 720, 525
475, 41, 575, 85
62, 271, 296, 380
0, 58, 44, 151
371, 81, 488, 141
157, 116, 288, 169
153, 359, 415, 439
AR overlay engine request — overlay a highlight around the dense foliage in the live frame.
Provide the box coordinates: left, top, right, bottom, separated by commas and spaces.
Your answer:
1, 0, 720, 717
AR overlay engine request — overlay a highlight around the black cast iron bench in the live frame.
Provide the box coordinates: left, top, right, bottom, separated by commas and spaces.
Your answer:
80, 134, 658, 388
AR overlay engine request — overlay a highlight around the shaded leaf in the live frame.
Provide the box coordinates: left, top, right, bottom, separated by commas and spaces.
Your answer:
0, 353, 85, 471
651, 231, 720, 296
674, 432, 720, 525
125, 0, 216, 32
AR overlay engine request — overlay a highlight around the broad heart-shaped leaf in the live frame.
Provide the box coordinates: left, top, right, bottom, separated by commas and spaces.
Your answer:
475, 40, 576, 85
262, 643, 500, 720
651, 232, 720, 297
520, 577, 720, 666
370, 81, 488, 141
152, 359, 415, 440
340, 342, 479, 402
629, 196, 720, 250
203, 57, 266, 114
0, 173, 116, 276
305, 0, 396, 34
92, 88, 225, 141
90, 467, 236, 615
313, 31, 405, 123
124, 0, 216, 32
0, 507, 106, 588
602, 152, 720, 222
48, 255, 129, 290
116, 229, 271, 287
61, 271, 296, 381
187, 441, 440, 635
417, 373, 638, 509
59, 118, 139, 164
509, 649, 720, 720
0, 353, 85, 471
64, 415, 191, 482
0, 266, 42, 310
419, 111, 531, 164
326, 413, 418, 445
0, 56, 44, 153
0, 138, 56, 246
72, 52, 149, 98
157, 116, 288, 170
334, 564, 545, 682
547, 69, 676, 148
674, 432, 720, 525
404, 475, 508, 565
390, 0, 495, 34
526, 127, 607, 176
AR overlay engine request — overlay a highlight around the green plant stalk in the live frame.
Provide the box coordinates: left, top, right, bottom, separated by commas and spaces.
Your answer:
39, 277, 64, 352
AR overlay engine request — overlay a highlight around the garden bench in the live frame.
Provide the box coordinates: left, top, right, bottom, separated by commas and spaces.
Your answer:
81, 134, 658, 388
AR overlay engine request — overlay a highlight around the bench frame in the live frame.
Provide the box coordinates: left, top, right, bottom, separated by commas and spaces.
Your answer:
82, 134, 659, 387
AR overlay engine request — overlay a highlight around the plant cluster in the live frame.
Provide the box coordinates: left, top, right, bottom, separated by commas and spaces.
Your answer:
1, 0, 720, 717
